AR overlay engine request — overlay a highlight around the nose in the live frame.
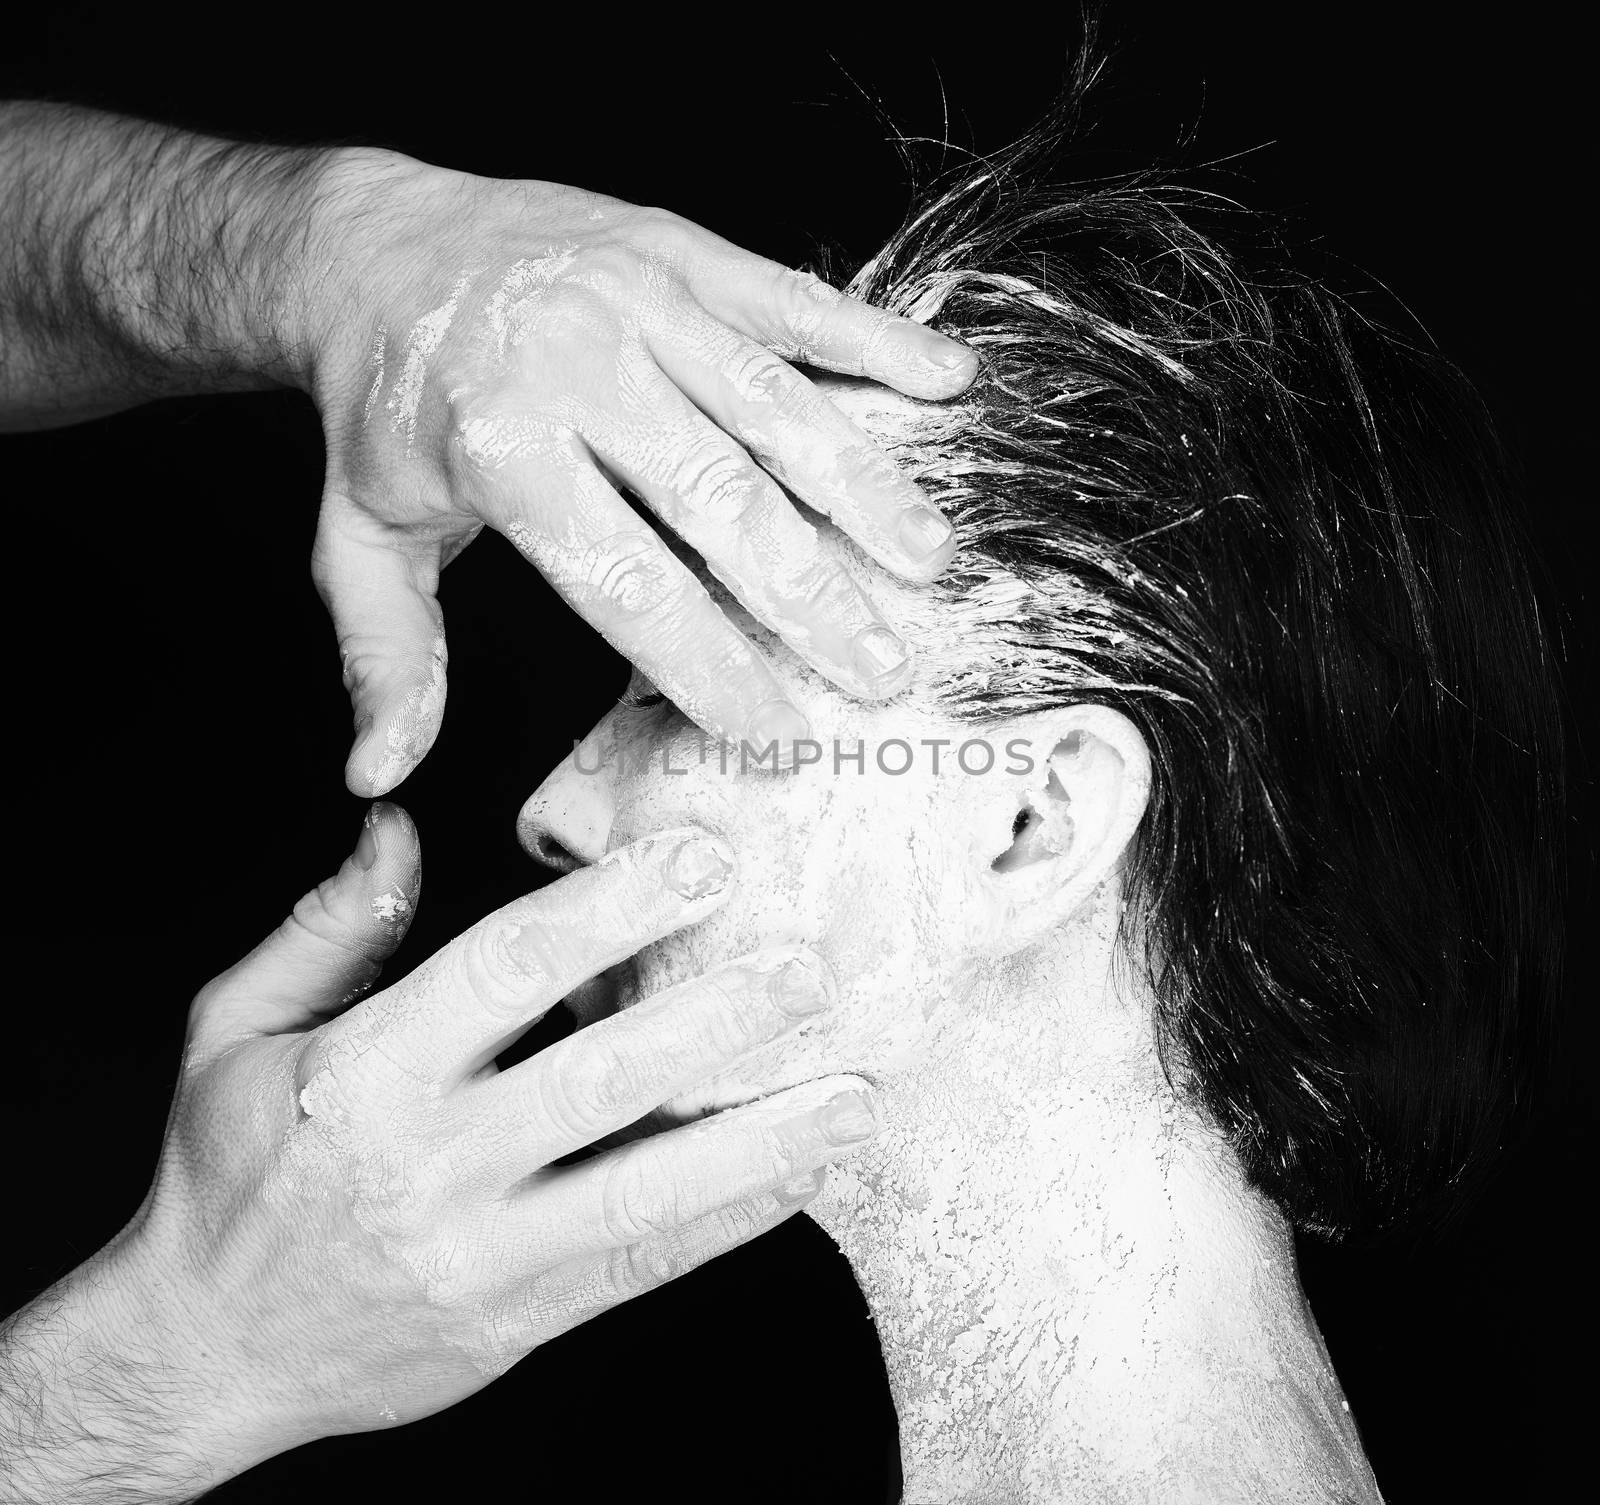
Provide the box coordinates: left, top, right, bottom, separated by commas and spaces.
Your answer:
518, 725, 617, 873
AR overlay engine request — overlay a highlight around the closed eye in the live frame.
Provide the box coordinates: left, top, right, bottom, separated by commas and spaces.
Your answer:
617, 686, 668, 711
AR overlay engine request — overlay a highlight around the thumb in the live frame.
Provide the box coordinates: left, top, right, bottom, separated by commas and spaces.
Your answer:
313, 502, 450, 797
189, 803, 422, 1061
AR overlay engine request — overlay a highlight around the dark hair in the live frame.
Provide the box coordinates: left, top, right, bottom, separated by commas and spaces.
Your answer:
846, 67, 1567, 1240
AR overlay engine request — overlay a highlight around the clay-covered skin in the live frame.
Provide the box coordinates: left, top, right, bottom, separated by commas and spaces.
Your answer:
518, 387, 1384, 1504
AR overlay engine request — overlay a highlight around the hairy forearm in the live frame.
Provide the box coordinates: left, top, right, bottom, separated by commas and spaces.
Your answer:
0, 1258, 227, 1505
0, 102, 333, 429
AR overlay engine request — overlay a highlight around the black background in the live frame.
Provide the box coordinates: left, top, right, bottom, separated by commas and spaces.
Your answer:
1, 6, 1591, 1501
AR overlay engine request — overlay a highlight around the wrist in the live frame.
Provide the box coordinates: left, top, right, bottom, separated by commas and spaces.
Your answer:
288, 143, 449, 415
0, 1246, 255, 1503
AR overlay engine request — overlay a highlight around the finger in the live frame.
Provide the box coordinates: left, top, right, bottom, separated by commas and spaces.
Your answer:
673, 236, 978, 401
189, 803, 421, 1064
512, 1169, 825, 1350
312, 497, 450, 797
507, 1074, 876, 1263
460, 944, 836, 1179
466, 430, 811, 757
319, 827, 737, 1088
648, 305, 957, 581
587, 371, 915, 700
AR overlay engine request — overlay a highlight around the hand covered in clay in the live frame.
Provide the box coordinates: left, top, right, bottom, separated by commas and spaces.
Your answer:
84, 807, 871, 1477
303, 152, 977, 792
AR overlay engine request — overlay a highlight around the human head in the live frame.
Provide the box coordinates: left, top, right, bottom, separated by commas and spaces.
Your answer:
524, 95, 1566, 1243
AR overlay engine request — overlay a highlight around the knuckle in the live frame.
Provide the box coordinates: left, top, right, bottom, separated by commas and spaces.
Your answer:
465, 919, 561, 1018
632, 205, 696, 251
845, 442, 909, 495
599, 1153, 669, 1244
501, 1279, 557, 1351
345, 1146, 436, 1244
571, 1029, 652, 1122
760, 375, 827, 435
543, 1034, 641, 1141
286, 884, 369, 957
187, 976, 227, 1026
447, 385, 499, 436
602, 1240, 672, 1302
580, 530, 680, 619
569, 242, 650, 299
295, 1027, 366, 1114
596, 1247, 639, 1303
621, 209, 702, 281
295, 1020, 431, 1128
717, 1196, 770, 1244
544, 1061, 604, 1145
691, 975, 762, 1060
725, 348, 796, 409
762, 1126, 814, 1184
447, 391, 536, 477
541, 1067, 608, 1143
769, 379, 825, 434
702, 647, 782, 720
308, 528, 342, 595
409, 1227, 480, 1307
671, 445, 766, 528
770, 265, 831, 313
472, 1304, 530, 1377
853, 307, 901, 372
636, 1238, 683, 1290
769, 269, 844, 349
787, 554, 861, 618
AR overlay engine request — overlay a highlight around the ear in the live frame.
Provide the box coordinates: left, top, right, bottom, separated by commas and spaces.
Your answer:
971, 705, 1150, 955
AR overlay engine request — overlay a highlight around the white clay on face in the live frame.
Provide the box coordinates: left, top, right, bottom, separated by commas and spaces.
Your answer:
517, 381, 1379, 1501
516, 380, 1004, 1105
541, 617, 984, 1125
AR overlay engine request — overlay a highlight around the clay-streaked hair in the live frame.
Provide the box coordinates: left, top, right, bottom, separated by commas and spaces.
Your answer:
843, 57, 1567, 1240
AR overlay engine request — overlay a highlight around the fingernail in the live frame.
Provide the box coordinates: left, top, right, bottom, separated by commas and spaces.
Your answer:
819, 1090, 878, 1144
746, 699, 810, 758
663, 833, 736, 899
354, 808, 380, 871
768, 952, 834, 1018
851, 626, 911, 686
898, 505, 954, 561
773, 1170, 823, 1206
925, 335, 973, 371
902, 324, 972, 371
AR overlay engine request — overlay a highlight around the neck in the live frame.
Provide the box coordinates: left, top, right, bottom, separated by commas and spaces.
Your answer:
806, 956, 1383, 1503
